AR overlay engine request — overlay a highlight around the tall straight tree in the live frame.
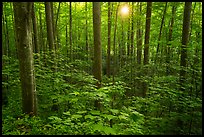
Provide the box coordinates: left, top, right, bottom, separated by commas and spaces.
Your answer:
31, 3, 39, 53
177, 2, 192, 134
143, 2, 152, 97
155, 2, 168, 63
93, 2, 102, 88
166, 3, 177, 75
85, 2, 89, 63
130, 2, 134, 56
106, 2, 112, 78
136, 2, 142, 65
180, 2, 192, 91
144, 2, 152, 65
113, 3, 120, 83
13, 2, 37, 116
69, 2, 73, 62
45, 2, 54, 51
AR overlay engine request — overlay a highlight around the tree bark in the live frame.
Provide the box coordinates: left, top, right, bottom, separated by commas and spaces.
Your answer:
113, 3, 120, 83
93, 2, 102, 88
166, 3, 177, 75
107, 2, 112, 78
144, 2, 152, 65
31, 3, 39, 53
137, 2, 142, 65
155, 2, 168, 63
69, 2, 73, 62
130, 2, 134, 56
45, 2, 54, 51
13, 2, 37, 116
177, 2, 192, 134
143, 2, 152, 97
180, 2, 192, 91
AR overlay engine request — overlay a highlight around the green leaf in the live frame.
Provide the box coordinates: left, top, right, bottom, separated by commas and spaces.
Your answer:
103, 126, 116, 135
118, 115, 128, 120
76, 111, 87, 114
102, 114, 116, 121
85, 115, 96, 120
71, 114, 82, 119
63, 111, 71, 116
109, 109, 119, 114
90, 110, 100, 116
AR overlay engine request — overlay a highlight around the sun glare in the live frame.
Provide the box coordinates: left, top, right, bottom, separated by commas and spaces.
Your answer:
120, 5, 129, 16
121, 6, 129, 14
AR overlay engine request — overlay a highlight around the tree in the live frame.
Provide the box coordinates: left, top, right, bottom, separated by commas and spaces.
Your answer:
31, 3, 39, 53
136, 2, 142, 65
45, 2, 54, 51
143, 2, 152, 97
113, 3, 120, 83
93, 2, 102, 88
106, 2, 112, 78
155, 2, 168, 63
144, 2, 152, 65
130, 2, 134, 56
166, 3, 177, 75
180, 2, 192, 91
69, 2, 73, 62
177, 2, 192, 134
13, 2, 37, 116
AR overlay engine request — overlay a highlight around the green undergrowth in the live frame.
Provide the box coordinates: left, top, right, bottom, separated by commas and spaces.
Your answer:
2, 55, 202, 135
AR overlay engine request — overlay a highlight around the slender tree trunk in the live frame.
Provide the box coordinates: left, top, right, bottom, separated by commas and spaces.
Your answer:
180, 2, 192, 91
85, 2, 89, 68
137, 2, 142, 65
69, 2, 73, 62
13, 2, 37, 116
10, 3, 18, 58
155, 2, 168, 63
31, 3, 39, 53
50, 2, 55, 45
143, 2, 152, 97
166, 3, 177, 75
178, 2, 192, 134
107, 2, 112, 78
130, 2, 134, 56
55, 2, 61, 50
127, 13, 130, 56
4, 3, 10, 57
113, 3, 120, 83
93, 2, 102, 111
45, 2, 54, 51
144, 2, 152, 65
93, 2, 102, 88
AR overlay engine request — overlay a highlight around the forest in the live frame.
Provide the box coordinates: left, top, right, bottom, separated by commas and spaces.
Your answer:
2, 2, 202, 135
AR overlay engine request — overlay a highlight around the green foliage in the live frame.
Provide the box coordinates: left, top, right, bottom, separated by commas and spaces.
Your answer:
2, 2, 202, 135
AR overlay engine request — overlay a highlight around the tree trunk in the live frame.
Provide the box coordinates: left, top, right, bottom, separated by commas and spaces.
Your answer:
13, 2, 37, 116
130, 2, 134, 56
113, 3, 120, 83
69, 2, 73, 62
178, 2, 192, 134
166, 3, 177, 75
85, 2, 89, 69
107, 2, 112, 78
155, 2, 168, 63
93, 2, 102, 88
180, 2, 192, 91
45, 2, 54, 51
144, 2, 152, 65
137, 2, 142, 65
31, 3, 39, 53
54, 2, 61, 50
143, 2, 152, 97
